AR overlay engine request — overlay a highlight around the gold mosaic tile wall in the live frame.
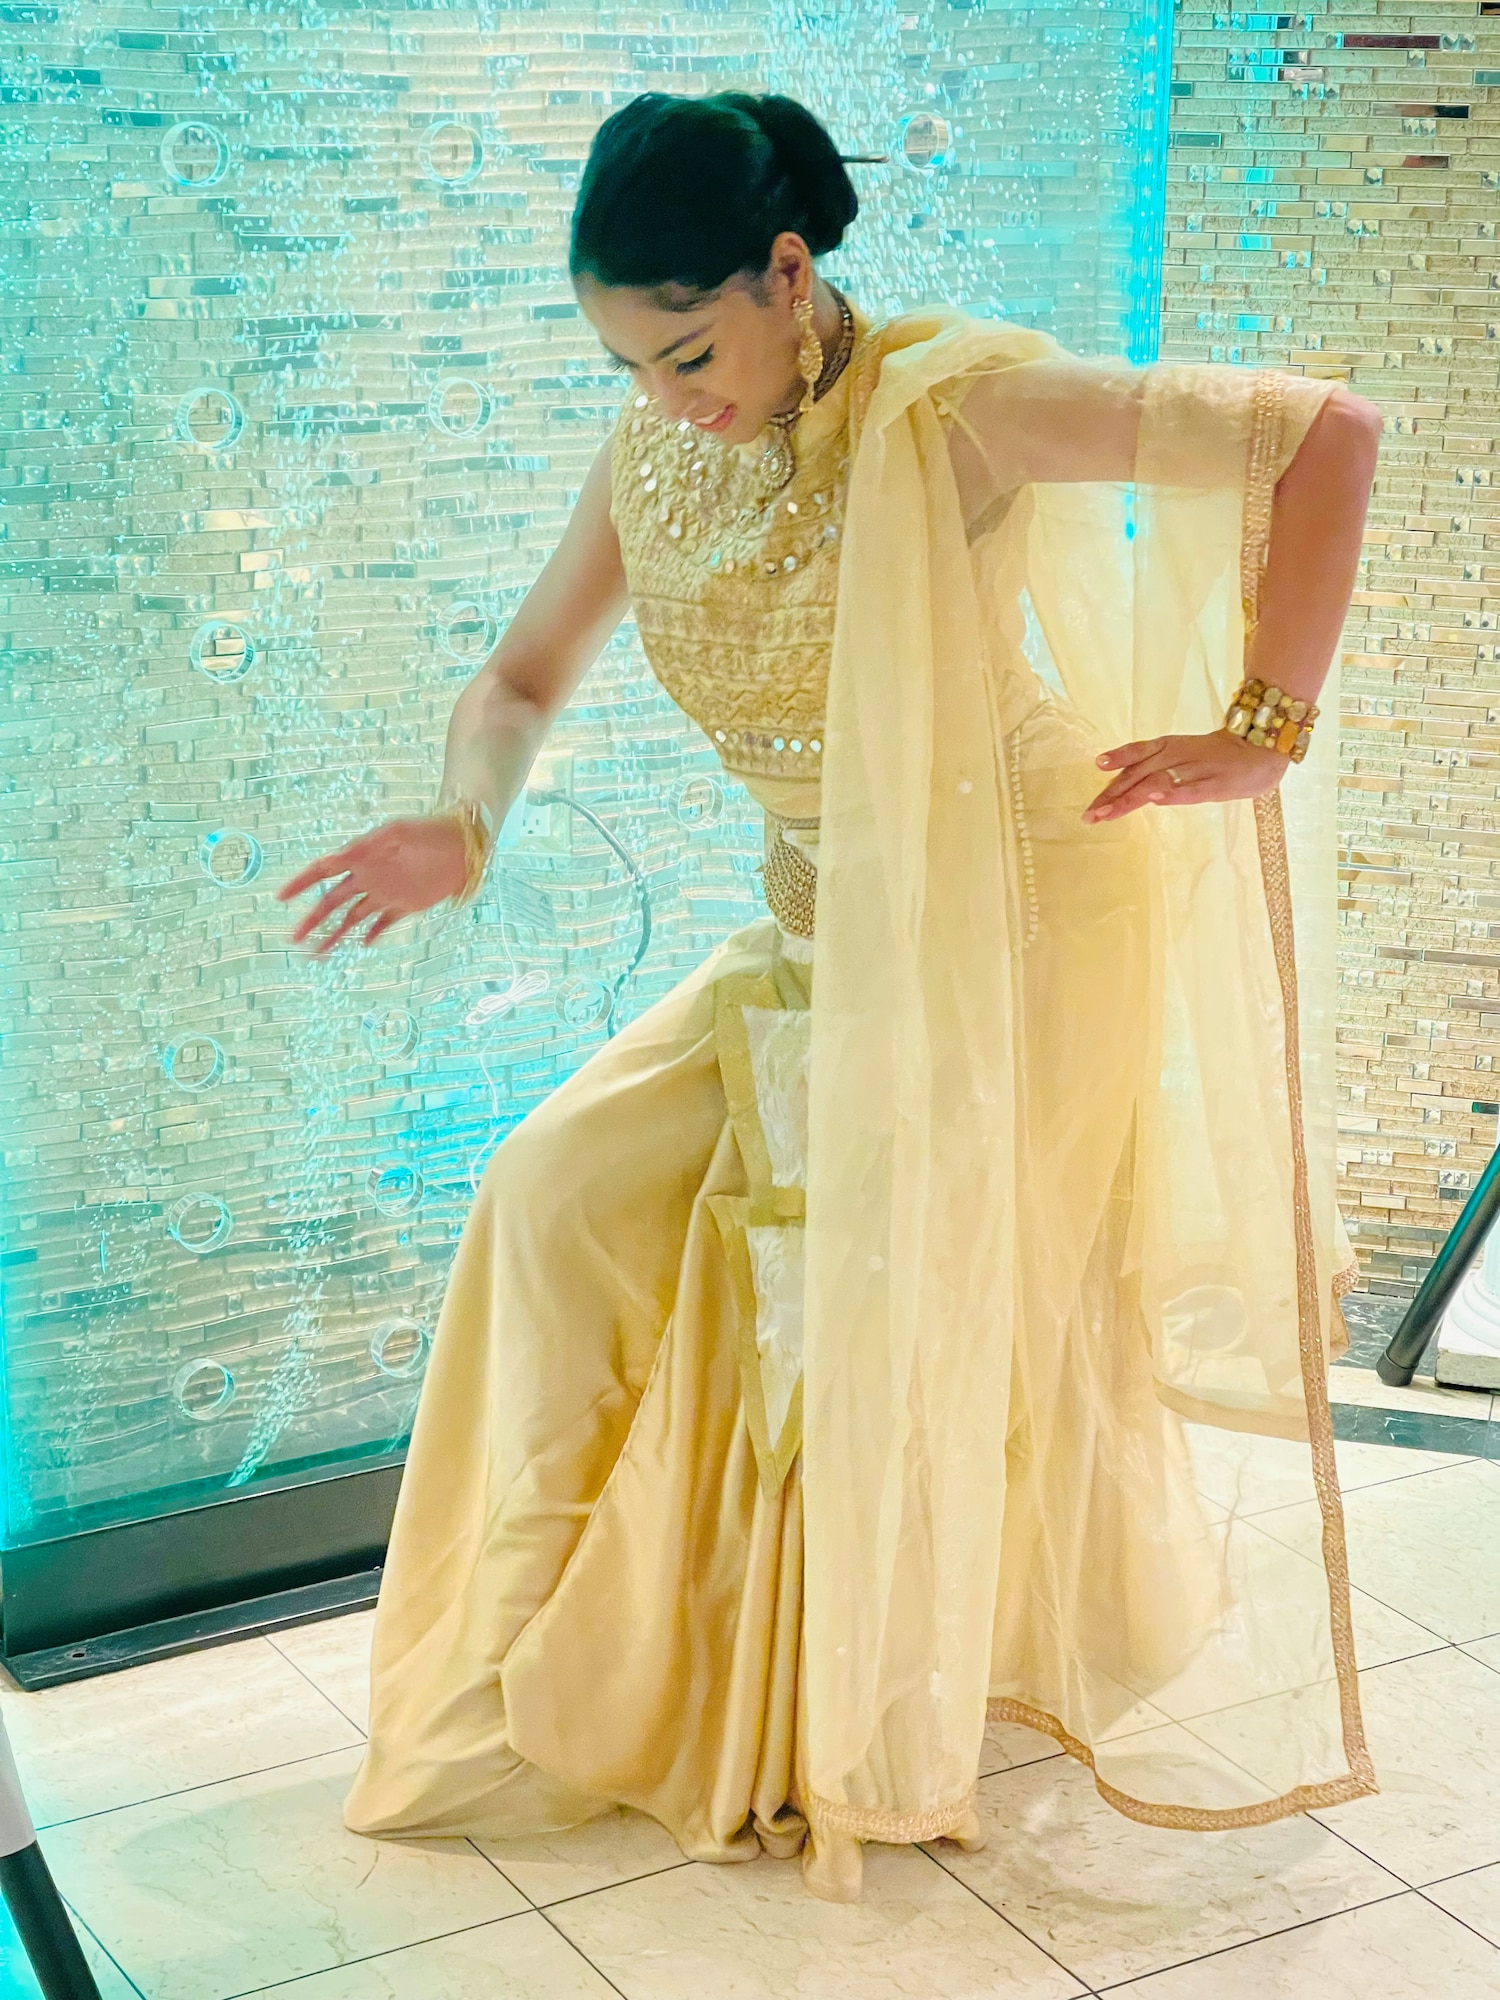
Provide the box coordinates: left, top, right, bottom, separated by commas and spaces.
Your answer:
1161, 3, 1500, 1296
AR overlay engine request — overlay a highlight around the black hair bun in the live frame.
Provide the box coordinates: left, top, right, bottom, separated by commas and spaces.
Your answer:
736, 93, 859, 256
571, 90, 861, 294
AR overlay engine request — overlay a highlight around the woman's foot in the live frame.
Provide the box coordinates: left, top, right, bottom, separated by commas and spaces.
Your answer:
801, 1822, 864, 1901
938, 1803, 988, 1854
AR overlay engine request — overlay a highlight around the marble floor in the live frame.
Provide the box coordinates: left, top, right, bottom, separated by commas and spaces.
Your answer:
8, 1419, 1500, 1999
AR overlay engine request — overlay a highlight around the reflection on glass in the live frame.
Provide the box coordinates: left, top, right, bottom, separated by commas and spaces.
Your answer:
0, 0, 1169, 1548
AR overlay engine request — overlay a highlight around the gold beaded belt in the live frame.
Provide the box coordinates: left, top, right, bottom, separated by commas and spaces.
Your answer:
761, 814, 819, 939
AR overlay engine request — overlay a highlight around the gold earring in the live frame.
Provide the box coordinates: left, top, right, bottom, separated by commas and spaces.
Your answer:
793, 295, 823, 416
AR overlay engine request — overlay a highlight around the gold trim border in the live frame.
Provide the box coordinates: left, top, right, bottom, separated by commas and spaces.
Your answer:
706, 1192, 805, 1501
808, 1788, 978, 1845
710, 970, 809, 1499
1250, 784, 1377, 1805
1240, 369, 1376, 1806
984, 1696, 1373, 1830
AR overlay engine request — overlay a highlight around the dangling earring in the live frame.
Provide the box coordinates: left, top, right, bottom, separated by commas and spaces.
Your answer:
793, 295, 823, 416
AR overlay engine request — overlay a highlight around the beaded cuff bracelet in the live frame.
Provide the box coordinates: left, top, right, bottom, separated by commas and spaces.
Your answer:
1223, 678, 1319, 763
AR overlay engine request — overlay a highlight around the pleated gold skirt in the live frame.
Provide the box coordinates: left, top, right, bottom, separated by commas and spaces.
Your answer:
344, 703, 1314, 1894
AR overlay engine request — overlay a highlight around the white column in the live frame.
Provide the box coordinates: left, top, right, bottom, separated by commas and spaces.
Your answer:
1435, 1124, 1500, 1390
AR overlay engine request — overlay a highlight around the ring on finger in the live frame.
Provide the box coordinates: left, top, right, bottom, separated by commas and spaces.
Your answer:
1165, 767, 1183, 788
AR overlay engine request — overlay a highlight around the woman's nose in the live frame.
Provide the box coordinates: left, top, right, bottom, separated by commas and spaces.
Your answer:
651, 378, 699, 423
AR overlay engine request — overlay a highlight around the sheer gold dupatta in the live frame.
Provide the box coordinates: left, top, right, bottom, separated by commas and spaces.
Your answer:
802, 316, 1375, 1842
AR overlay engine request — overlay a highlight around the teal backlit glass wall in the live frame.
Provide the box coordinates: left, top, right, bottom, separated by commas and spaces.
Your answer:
0, 0, 1171, 1551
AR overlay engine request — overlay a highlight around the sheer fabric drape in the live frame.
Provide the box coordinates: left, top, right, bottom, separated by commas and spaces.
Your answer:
802, 314, 1372, 1839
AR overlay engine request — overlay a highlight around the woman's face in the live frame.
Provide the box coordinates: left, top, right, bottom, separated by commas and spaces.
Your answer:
576, 238, 811, 447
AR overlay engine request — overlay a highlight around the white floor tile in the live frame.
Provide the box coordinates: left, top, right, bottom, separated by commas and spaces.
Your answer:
1425, 1862, 1500, 1951
1, 1899, 141, 2000
1103, 1890, 1500, 1999
1333, 1438, 1478, 1487
1327, 1366, 1493, 1423
1176, 1677, 1370, 1811
41, 1747, 527, 2000
1145, 1516, 1441, 1725
982, 1712, 1067, 1776
935, 1747, 1400, 1988
551, 1846, 1085, 1999
236, 1912, 619, 1998
267, 1611, 376, 1733
5, 1636, 363, 1828
475, 1804, 688, 1905
1252, 1460, 1500, 1645
1345, 1580, 1454, 1670
1306, 1651, 1500, 1886
1467, 1635, 1500, 1670
1186, 1424, 1471, 1521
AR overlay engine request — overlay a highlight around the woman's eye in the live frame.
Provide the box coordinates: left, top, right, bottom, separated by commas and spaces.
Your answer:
606, 355, 630, 374
676, 349, 713, 375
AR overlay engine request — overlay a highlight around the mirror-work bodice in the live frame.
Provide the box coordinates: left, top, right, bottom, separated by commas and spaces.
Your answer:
609, 340, 864, 798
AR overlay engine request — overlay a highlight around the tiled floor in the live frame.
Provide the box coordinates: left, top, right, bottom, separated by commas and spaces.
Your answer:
10, 1420, 1500, 1999
1328, 1294, 1500, 1457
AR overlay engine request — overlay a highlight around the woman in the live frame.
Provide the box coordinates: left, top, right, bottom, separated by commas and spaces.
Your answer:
281, 92, 1382, 1901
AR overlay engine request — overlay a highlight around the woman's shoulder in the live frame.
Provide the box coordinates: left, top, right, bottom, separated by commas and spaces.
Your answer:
858, 306, 1060, 365
845, 306, 1063, 434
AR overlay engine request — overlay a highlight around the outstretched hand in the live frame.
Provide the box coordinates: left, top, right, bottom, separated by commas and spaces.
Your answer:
276, 815, 469, 956
1083, 729, 1287, 824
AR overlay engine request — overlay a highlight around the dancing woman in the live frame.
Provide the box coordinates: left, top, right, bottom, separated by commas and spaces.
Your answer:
281, 92, 1382, 1900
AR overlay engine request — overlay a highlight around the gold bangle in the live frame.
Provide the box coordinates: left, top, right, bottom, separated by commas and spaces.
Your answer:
1223, 677, 1319, 763
433, 798, 495, 908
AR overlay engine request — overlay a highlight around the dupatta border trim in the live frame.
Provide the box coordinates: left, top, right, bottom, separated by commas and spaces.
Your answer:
1245, 371, 1376, 1805
984, 1697, 1372, 1828
805, 354, 1376, 1845
983, 372, 1377, 1834
1248, 786, 1377, 1813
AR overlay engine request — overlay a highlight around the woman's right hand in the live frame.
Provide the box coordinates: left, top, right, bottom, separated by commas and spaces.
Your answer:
276, 814, 471, 956
276, 441, 627, 959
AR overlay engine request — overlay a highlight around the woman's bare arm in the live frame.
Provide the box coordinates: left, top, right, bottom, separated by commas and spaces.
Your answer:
945, 358, 1380, 819
438, 442, 628, 826
279, 443, 628, 950
1089, 388, 1381, 819
1242, 390, 1382, 708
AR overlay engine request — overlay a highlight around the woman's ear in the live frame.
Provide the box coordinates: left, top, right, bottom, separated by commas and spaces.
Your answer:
766, 231, 813, 304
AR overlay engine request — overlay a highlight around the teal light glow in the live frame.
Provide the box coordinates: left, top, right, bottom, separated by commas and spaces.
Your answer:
0, 0, 1171, 1549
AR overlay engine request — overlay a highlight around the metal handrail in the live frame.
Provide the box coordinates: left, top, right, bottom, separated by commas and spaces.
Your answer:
0, 1717, 102, 1999
1377, 1136, 1500, 1388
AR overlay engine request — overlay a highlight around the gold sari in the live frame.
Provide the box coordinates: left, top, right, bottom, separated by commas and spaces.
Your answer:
343, 310, 1373, 1899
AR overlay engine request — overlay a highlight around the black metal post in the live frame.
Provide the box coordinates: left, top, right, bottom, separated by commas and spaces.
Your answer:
1378, 1137, 1500, 1387
0, 1845, 102, 2000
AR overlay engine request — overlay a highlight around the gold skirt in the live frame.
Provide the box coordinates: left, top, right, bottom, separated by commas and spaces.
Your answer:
344, 706, 1241, 1898
341, 916, 889, 1893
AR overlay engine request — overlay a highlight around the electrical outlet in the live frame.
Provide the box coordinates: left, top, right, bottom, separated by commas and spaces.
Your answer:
496, 750, 574, 854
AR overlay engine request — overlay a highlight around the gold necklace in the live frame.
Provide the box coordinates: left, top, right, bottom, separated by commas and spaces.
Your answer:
762, 290, 856, 493
620, 293, 858, 580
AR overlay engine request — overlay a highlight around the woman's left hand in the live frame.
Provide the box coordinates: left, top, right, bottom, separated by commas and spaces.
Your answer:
1083, 729, 1288, 823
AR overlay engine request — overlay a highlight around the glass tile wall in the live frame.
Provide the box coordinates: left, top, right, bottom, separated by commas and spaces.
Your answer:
0, 0, 1171, 1546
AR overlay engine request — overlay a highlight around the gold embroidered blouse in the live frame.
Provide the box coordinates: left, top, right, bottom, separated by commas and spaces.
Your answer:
609, 324, 868, 805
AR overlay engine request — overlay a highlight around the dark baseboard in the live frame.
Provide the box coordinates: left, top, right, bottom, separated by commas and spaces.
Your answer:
0, 1459, 403, 1690
5, 1567, 385, 1691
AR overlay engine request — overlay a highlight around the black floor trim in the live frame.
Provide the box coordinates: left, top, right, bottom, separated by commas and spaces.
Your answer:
5, 1568, 384, 1692
1, 1461, 402, 1689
